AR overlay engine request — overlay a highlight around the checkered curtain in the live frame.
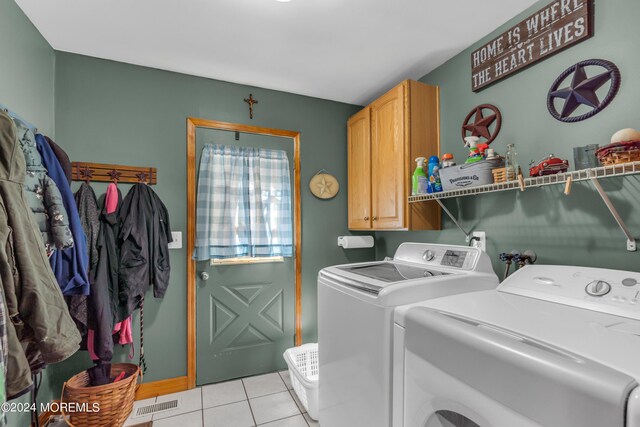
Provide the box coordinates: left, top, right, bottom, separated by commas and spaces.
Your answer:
195, 144, 293, 260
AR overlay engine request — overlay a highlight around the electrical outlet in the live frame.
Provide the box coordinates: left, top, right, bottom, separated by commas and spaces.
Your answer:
168, 231, 182, 249
471, 231, 486, 252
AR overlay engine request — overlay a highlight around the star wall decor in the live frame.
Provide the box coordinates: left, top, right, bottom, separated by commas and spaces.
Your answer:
461, 104, 502, 145
547, 59, 621, 123
309, 172, 339, 200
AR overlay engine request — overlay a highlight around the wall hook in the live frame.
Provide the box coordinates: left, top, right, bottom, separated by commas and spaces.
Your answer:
108, 169, 122, 183
79, 167, 94, 184
72, 162, 157, 185
136, 172, 149, 184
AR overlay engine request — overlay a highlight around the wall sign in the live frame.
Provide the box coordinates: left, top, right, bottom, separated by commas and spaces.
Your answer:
471, 0, 593, 92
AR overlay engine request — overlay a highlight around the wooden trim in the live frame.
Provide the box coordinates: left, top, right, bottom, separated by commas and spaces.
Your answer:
187, 118, 197, 389
136, 376, 189, 400
188, 118, 299, 138
186, 118, 303, 390
293, 133, 302, 346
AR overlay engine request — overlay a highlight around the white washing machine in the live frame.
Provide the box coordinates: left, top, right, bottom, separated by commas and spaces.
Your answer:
318, 243, 498, 427
398, 264, 640, 427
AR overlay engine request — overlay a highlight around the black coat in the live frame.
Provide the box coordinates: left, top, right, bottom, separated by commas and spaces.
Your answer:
88, 187, 122, 362
118, 184, 172, 317
45, 136, 72, 185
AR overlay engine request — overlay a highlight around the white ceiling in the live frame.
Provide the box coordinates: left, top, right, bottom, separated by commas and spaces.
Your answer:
16, 0, 538, 105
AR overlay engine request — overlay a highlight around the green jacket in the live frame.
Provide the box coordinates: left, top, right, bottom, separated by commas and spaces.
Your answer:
14, 119, 73, 256
0, 110, 81, 399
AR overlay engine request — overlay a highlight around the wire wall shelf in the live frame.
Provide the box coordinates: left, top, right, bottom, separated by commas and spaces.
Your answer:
408, 161, 640, 203
408, 161, 640, 252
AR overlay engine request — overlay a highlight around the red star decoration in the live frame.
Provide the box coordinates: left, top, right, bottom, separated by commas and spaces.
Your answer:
549, 65, 613, 118
463, 107, 497, 140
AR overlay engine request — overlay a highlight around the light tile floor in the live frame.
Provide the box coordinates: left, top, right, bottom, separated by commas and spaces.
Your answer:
124, 371, 320, 427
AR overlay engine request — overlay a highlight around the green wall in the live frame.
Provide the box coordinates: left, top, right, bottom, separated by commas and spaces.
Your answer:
376, 0, 640, 274
0, 0, 55, 135
49, 52, 373, 388
0, 1, 57, 425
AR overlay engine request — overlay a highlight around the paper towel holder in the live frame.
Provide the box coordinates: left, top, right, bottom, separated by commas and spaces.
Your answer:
337, 235, 374, 249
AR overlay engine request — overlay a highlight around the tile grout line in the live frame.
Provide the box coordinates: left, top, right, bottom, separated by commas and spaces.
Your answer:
201, 382, 288, 410
241, 378, 259, 427
149, 409, 203, 424
247, 374, 301, 426
200, 386, 205, 427
256, 414, 306, 426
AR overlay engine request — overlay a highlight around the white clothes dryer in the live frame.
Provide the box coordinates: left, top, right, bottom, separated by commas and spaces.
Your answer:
318, 243, 498, 427
398, 264, 640, 427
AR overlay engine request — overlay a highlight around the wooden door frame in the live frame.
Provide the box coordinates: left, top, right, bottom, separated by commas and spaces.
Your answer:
185, 118, 302, 389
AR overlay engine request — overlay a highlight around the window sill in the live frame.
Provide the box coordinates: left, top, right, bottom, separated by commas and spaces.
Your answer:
211, 256, 284, 266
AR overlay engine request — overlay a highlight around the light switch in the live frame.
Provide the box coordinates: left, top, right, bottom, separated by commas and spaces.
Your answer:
169, 231, 182, 249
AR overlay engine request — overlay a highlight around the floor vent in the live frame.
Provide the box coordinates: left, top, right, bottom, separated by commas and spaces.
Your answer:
133, 399, 180, 418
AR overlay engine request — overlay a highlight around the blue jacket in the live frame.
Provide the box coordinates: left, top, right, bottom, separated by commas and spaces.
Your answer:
36, 134, 90, 296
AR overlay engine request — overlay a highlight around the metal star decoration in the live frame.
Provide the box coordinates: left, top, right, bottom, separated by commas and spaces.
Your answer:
461, 104, 502, 145
547, 59, 621, 122
107, 169, 122, 182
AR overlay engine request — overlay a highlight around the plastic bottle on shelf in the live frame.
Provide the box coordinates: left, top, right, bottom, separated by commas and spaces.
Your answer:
441, 153, 456, 168
426, 156, 440, 193
505, 144, 519, 181
431, 166, 443, 192
412, 157, 429, 195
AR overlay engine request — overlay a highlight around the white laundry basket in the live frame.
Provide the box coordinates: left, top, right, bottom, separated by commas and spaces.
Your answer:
283, 343, 319, 420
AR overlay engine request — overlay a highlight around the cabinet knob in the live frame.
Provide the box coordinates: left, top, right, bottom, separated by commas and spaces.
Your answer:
373, 217, 378, 221
364, 216, 370, 221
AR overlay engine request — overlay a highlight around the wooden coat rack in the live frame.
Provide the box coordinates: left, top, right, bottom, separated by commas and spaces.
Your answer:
71, 162, 157, 185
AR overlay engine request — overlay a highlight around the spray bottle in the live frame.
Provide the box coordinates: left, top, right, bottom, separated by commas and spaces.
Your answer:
412, 157, 429, 195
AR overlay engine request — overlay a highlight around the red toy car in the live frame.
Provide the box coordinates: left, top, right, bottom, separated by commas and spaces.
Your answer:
529, 155, 569, 177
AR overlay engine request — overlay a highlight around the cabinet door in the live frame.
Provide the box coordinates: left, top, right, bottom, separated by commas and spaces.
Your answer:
347, 108, 372, 230
371, 84, 406, 229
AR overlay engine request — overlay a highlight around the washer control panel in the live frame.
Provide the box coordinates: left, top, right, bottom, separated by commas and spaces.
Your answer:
499, 265, 640, 320
394, 243, 480, 271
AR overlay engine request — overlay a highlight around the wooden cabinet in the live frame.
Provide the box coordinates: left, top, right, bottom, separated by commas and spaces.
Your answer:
348, 80, 441, 231
347, 108, 372, 229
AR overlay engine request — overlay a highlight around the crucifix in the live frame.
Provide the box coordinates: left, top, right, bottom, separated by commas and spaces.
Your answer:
244, 94, 258, 119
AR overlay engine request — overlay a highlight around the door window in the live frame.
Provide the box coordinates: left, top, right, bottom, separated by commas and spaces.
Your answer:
194, 144, 293, 261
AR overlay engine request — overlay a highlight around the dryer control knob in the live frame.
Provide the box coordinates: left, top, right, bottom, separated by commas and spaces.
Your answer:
422, 249, 436, 262
585, 280, 611, 297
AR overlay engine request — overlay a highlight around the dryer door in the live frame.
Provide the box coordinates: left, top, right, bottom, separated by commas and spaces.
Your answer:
425, 410, 481, 427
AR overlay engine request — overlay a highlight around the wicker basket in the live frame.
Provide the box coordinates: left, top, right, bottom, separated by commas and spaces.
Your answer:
598, 149, 640, 165
492, 166, 516, 183
61, 363, 140, 427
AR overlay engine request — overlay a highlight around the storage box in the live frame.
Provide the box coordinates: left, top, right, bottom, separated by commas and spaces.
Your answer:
439, 158, 504, 191
283, 343, 319, 420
